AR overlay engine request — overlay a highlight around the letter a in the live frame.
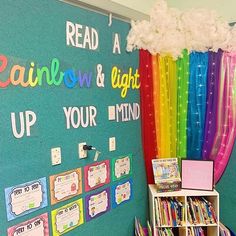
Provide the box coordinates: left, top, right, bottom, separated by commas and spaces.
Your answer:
113, 33, 121, 54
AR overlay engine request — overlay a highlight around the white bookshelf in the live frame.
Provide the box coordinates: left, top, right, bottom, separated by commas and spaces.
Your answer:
149, 185, 219, 236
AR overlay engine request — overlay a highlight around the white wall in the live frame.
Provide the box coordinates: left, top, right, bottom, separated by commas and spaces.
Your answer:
167, 0, 236, 22
111, 0, 156, 15
110, 0, 236, 22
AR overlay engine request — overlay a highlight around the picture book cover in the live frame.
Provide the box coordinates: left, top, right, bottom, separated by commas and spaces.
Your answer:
152, 158, 181, 184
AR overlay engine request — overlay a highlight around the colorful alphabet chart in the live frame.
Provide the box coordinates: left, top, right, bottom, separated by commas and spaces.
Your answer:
4, 178, 48, 221
85, 187, 111, 221
112, 179, 133, 208
84, 160, 110, 192
7, 213, 49, 236
49, 168, 82, 205
51, 198, 84, 236
112, 154, 132, 181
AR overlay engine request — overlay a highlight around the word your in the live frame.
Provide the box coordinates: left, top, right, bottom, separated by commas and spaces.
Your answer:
11, 110, 37, 138
0, 55, 93, 89
115, 103, 140, 122
63, 106, 97, 129
66, 21, 99, 50
111, 66, 140, 98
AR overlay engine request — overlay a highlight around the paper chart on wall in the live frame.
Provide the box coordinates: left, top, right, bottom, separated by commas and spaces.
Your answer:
112, 154, 132, 181
84, 160, 110, 192
7, 213, 49, 236
4, 177, 48, 221
51, 198, 84, 236
50, 168, 82, 205
85, 187, 110, 221
112, 179, 133, 208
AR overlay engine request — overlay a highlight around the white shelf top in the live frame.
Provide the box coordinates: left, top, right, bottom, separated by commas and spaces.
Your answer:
186, 223, 218, 227
149, 184, 219, 197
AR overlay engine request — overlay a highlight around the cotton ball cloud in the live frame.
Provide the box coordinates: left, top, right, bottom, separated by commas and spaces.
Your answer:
126, 0, 235, 59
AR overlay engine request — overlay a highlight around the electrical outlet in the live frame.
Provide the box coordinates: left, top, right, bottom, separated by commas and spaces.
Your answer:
51, 147, 62, 165
109, 137, 116, 151
78, 142, 87, 159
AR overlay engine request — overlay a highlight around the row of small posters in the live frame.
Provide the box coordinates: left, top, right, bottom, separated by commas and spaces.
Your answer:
5, 154, 133, 236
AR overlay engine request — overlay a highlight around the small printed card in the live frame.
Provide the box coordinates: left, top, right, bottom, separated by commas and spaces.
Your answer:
5, 177, 48, 221
112, 154, 132, 181
50, 168, 82, 205
84, 160, 110, 192
85, 187, 110, 221
51, 198, 84, 236
7, 213, 49, 236
112, 179, 132, 208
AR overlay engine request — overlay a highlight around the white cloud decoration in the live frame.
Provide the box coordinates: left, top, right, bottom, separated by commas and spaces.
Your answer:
126, 0, 236, 59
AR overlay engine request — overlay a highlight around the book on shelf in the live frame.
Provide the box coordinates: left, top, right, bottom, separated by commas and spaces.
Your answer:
152, 158, 181, 192
156, 228, 175, 236
187, 227, 206, 236
186, 197, 217, 225
154, 197, 185, 227
135, 217, 152, 236
135, 217, 145, 236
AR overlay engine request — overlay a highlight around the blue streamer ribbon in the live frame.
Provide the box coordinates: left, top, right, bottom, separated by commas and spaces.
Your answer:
187, 52, 209, 159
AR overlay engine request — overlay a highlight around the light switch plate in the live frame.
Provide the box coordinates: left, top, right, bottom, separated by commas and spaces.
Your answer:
51, 147, 61, 165
78, 142, 87, 159
109, 137, 116, 151
108, 106, 116, 120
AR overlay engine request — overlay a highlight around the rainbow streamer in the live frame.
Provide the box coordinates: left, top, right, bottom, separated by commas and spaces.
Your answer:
152, 55, 161, 157
187, 52, 209, 159
202, 50, 223, 159
158, 56, 177, 157
176, 50, 189, 158
210, 52, 236, 183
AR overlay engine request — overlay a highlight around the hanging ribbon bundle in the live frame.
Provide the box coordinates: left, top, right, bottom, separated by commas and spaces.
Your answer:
158, 56, 177, 158
187, 52, 209, 159
209, 52, 236, 183
139, 49, 157, 184
176, 50, 189, 158
202, 50, 223, 160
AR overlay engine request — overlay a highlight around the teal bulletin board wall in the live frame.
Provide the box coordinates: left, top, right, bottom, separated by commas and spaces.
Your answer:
217, 143, 236, 232
0, 1, 148, 235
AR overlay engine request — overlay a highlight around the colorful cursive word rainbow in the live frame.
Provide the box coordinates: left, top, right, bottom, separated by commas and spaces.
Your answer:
0, 54, 92, 89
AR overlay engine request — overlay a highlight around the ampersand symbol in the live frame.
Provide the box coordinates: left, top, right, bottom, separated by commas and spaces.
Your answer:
96, 64, 105, 87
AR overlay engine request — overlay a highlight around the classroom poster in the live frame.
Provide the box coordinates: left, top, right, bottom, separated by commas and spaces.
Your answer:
85, 187, 110, 221
112, 179, 133, 208
112, 154, 132, 181
49, 168, 82, 205
51, 198, 84, 236
84, 160, 110, 192
7, 213, 49, 236
4, 177, 48, 221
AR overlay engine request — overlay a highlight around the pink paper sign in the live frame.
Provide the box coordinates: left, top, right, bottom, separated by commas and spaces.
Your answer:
7, 213, 49, 236
181, 160, 214, 191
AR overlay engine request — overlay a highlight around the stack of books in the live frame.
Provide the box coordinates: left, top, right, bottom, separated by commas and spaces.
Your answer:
152, 158, 181, 192
154, 197, 185, 227
156, 228, 175, 236
135, 217, 152, 236
186, 197, 217, 225
187, 227, 206, 236
219, 222, 231, 236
